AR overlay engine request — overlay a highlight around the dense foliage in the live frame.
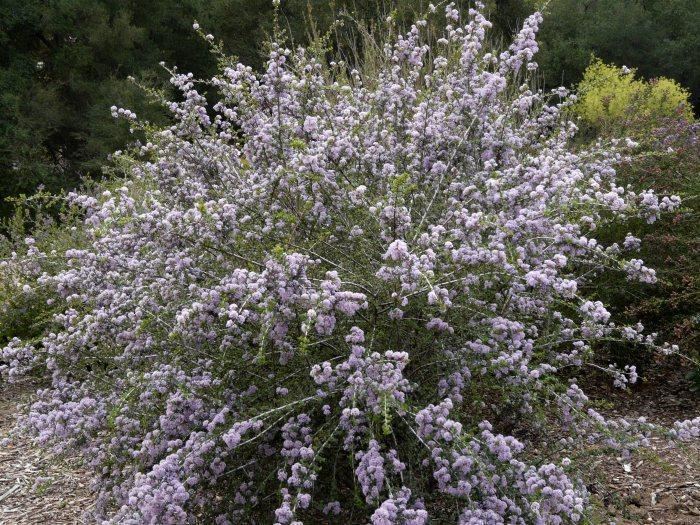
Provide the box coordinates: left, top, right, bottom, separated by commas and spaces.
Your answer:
2, 4, 698, 523
0, 0, 202, 215
572, 61, 699, 370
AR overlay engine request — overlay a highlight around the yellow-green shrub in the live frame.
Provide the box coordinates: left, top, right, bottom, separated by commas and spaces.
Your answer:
575, 59, 693, 133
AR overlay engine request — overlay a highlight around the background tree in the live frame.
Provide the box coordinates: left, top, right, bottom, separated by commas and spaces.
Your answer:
536, 0, 700, 110
0, 0, 211, 215
0, 0, 428, 216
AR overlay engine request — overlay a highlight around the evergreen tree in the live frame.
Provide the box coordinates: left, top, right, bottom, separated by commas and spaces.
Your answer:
536, 0, 699, 110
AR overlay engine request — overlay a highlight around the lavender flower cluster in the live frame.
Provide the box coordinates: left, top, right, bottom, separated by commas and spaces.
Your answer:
2, 2, 695, 523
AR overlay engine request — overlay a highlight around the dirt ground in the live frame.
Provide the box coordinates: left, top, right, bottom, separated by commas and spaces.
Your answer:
585, 363, 700, 524
0, 366, 698, 524
0, 379, 92, 525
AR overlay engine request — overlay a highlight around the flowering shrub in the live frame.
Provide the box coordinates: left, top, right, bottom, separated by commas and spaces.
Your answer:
584, 114, 700, 384
1, 3, 697, 523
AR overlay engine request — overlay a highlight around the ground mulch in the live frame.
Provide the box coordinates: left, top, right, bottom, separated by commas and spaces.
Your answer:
0, 379, 92, 525
585, 362, 700, 524
0, 364, 698, 524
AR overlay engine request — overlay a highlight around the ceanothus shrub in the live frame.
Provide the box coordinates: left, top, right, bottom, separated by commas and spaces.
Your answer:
2, 2, 696, 523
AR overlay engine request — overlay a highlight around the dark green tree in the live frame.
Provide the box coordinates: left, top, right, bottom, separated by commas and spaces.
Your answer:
536, 0, 699, 110
0, 0, 217, 215
0, 0, 429, 215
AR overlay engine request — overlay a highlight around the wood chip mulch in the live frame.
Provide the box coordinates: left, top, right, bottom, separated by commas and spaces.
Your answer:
0, 379, 93, 525
585, 362, 700, 524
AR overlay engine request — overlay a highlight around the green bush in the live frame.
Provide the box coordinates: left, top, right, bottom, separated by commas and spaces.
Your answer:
575, 59, 693, 134
572, 62, 699, 374
0, 191, 85, 351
